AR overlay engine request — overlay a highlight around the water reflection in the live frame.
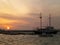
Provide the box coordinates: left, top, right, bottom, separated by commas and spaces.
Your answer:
0, 34, 60, 45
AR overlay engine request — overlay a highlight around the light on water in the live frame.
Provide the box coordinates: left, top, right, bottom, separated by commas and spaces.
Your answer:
0, 34, 60, 45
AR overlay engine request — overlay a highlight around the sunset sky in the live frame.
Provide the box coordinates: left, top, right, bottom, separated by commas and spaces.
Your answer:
0, 0, 60, 30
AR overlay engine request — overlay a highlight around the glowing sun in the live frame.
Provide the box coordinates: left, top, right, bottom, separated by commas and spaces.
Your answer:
6, 26, 10, 30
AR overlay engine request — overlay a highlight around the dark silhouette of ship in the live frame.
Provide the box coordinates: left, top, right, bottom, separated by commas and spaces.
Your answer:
34, 13, 60, 37
0, 13, 60, 37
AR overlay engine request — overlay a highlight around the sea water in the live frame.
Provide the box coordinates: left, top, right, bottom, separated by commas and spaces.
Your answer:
0, 33, 60, 45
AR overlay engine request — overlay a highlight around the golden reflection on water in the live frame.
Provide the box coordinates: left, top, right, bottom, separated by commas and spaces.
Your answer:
0, 34, 60, 45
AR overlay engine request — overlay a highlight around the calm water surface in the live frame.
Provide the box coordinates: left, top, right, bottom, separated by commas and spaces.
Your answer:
0, 33, 60, 45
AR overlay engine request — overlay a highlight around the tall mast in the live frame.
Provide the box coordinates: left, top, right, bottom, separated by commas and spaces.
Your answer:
40, 13, 42, 29
49, 14, 51, 27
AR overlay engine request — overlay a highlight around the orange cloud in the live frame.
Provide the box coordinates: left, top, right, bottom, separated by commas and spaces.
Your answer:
0, 17, 29, 30
0, 18, 17, 24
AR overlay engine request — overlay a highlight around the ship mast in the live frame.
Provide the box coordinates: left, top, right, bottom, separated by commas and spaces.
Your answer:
49, 14, 51, 27
40, 13, 42, 29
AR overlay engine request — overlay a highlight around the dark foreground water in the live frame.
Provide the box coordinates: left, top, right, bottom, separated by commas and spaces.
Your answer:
0, 33, 60, 45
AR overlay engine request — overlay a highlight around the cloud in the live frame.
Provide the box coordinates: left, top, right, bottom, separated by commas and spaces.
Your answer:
0, 13, 34, 24
0, 13, 40, 30
0, 13, 39, 22
0, 0, 60, 30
